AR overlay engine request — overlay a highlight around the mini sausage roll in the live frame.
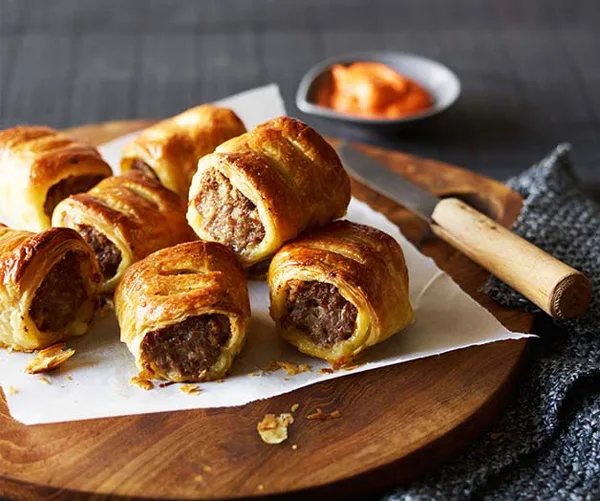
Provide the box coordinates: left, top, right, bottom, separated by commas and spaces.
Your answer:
120, 105, 246, 199
115, 241, 250, 382
0, 223, 102, 351
52, 171, 196, 293
187, 116, 351, 269
268, 221, 413, 364
0, 126, 112, 232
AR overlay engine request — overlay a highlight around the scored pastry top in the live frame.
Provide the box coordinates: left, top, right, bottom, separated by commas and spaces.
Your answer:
0, 126, 112, 232
121, 104, 246, 199
268, 220, 413, 364
187, 116, 351, 268
115, 240, 251, 382
116, 240, 250, 344
52, 171, 197, 292
0, 126, 110, 185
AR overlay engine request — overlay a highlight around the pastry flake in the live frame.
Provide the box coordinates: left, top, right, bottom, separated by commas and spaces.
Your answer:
129, 375, 154, 391
262, 360, 312, 376
180, 384, 201, 395
307, 408, 341, 421
25, 342, 75, 374
257, 413, 294, 444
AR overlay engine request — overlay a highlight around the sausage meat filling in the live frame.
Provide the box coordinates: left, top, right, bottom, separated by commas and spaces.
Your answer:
77, 225, 121, 280
141, 314, 231, 378
195, 169, 265, 253
29, 251, 88, 332
44, 175, 104, 218
282, 280, 357, 347
129, 158, 160, 182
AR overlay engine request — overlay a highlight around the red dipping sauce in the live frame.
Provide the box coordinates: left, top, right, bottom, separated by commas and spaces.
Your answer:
317, 62, 433, 119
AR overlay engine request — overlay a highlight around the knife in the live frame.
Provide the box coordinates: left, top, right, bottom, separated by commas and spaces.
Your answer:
337, 141, 592, 320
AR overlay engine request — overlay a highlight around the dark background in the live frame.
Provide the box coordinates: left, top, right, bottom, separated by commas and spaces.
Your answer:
1, 0, 599, 183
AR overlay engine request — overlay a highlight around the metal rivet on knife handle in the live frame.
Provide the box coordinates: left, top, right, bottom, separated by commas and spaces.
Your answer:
430, 198, 592, 320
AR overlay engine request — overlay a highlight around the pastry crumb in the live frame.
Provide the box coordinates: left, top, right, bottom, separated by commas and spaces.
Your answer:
257, 413, 294, 444
215, 378, 224, 383
331, 358, 363, 371
38, 376, 51, 385
291, 403, 299, 413
180, 384, 201, 395
248, 371, 260, 377
263, 360, 311, 376
341, 363, 362, 371
158, 381, 176, 388
291, 444, 298, 450
320, 367, 335, 374
307, 408, 326, 420
130, 375, 154, 391
130, 368, 155, 390
66, 375, 73, 381
25, 343, 75, 374
6, 386, 18, 395
307, 408, 341, 420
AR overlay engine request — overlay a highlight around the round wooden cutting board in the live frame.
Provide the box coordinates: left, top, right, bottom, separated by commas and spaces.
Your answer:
0, 121, 532, 501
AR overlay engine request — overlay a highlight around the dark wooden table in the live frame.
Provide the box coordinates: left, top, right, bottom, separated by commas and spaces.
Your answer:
1, 0, 599, 184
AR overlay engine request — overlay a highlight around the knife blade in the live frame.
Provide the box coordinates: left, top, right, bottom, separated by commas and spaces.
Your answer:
336, 141, 591, 320
337, 141, 438, 221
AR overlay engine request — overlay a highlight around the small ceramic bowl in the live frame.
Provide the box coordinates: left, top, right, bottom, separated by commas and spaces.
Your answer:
296, 51, 461, 126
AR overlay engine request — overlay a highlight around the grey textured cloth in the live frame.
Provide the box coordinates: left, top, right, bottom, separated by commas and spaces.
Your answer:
385, 145, 600, 501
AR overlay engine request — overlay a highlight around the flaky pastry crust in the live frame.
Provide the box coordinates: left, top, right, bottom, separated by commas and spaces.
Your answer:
0, 126, 112, 231
0, 223, 102, 351
120, 105, 246, 199
187, 116, 351, 268
52, 171, 196, 293
115, 241, 250, 382
268, 220, 413, 363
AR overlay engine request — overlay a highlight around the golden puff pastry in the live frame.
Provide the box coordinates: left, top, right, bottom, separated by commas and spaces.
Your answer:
268, 220, 413, 364
52, 171, 196, 293
120, 105, 246, 199
0, 223, 102, 351
115, 241, 251, 382
0, 126, 112, 232
187, 116, 351, 269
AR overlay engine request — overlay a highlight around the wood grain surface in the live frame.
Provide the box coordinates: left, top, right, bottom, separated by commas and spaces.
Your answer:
0, 121, 532, 501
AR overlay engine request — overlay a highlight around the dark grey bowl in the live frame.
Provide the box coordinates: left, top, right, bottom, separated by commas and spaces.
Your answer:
296, 51, 461, 126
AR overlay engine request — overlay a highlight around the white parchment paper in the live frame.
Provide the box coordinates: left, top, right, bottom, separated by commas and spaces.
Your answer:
0, 84, 533, 425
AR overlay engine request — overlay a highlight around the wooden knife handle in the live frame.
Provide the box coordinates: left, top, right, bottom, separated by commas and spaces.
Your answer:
431, 197, 592, 319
